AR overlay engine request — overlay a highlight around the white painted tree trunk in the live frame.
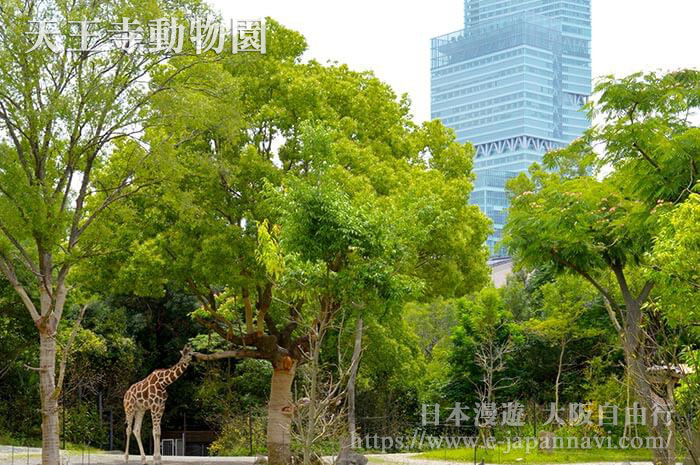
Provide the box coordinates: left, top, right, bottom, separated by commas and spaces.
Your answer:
267, 362, 296, 465
39, 331, 60, 465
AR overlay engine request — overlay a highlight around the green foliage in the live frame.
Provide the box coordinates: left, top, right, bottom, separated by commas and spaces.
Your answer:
195, 359, 272, 428
63, 404, 106, 447
0, 0, 224, 455
501, 271, 533, 322
77, 22, 491, 427
436, 267, 623, 413
355, 316, 425, 431
503, 69, 700, 388
208, 414, 268, 456
505, 169, 656, 276
526, 275, 603, 346
445, 289, 516, 405
0, 282, 41, 437
0, 0, 211, 294
402, 299, 458, 403
359, 316, 425, 395
502, 70, 700, 465
591, 70, 700, 204
11, 10, 699, 460
675, 350, 700, 430
652, 193, 700, 330
0, 16, 488, 453
505, 69, 700, 281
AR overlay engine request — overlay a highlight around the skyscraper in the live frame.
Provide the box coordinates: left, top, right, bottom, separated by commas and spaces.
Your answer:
431, 0, 591, 255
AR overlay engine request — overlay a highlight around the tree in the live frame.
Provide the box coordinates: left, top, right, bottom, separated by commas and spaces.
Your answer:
675, 350, 700, 465
471, 289, 516, 407
0, 280, 39, 438
342, 316, 363, 458
652, 193, 700, 331
0, 0, 207, 462
403, 298, 459, 404
653, 193, 700, 464
449, 289, 517, 410
84, 20, 490, 464
526, 275, 601, 414
292, 316, 347, 465
404, 298, 458, 360
504, 69, 700, 465
354, 313, 426, 438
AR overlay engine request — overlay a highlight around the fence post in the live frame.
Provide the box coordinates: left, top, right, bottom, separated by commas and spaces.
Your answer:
249, 414, 254, 456
183, 412, 187, 456
109, 410, 114, 451
62, 389, 66, 450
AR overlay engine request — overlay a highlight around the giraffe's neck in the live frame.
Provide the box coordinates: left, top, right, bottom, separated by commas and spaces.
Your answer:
160, 358, 190, 387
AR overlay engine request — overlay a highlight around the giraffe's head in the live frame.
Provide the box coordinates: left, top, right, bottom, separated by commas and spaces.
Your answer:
180, 344, 193, 364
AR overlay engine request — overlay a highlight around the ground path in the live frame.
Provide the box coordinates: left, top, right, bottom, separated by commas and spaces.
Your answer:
368, 452, 680, 465
0, 447, 257, 465
0, 449, 680, 465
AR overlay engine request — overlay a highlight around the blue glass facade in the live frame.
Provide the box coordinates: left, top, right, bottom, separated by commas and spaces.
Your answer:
431, 0, 591, 255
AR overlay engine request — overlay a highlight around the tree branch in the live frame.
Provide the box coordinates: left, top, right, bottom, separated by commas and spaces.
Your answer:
636, 280, 655, 306
0, 254, 40, 322
53, 303, 90, 400
604, 299, 624, 334
551, 251, 617, 306
193, 350, 268, 361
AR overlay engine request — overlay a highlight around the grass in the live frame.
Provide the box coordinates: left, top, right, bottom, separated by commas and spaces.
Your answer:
0, 432, 106, 454
418, 444, 656, 463
63, 444, 107, 454
0, 432, 42, 448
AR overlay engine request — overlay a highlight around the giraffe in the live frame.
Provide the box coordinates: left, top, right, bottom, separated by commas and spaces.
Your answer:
123, 345, 193, 465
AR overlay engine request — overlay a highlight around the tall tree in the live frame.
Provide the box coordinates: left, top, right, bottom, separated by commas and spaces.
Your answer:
448, 289, 517, 409
504, 69, 700, 465
653, 195, 700, 464
84, 20, 490, 464
526, 275, 602, 414
0, 0, 206, 462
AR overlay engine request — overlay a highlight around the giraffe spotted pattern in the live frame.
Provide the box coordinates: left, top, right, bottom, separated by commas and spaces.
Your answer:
123, 345, 193, 465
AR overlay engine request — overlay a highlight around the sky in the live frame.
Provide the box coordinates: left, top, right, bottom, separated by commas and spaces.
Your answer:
211, 0, 700, 124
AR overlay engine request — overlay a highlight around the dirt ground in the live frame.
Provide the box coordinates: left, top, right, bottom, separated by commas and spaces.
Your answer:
0, 448, 257, 465
0, 449, 673, 465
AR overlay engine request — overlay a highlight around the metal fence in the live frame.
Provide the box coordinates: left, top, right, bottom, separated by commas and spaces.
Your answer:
0, 445, 97, 465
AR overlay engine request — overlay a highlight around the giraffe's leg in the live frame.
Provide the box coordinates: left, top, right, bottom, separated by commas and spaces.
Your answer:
151, 405, 165, 465
124, 410, 134, 464
132, 409, 147, 465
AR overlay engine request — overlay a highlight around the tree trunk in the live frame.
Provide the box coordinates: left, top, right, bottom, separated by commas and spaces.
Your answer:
554, 340, 566, 415
303, 332, 322, 465
39, 330, 60, 465
347, 318, 363, 438
267, 360, 296, 465
666, 382, 677, 465
623, 324, 672, 465
682, 428, 700, 465
340, 318, 363, 457
611, 273, 674, 465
